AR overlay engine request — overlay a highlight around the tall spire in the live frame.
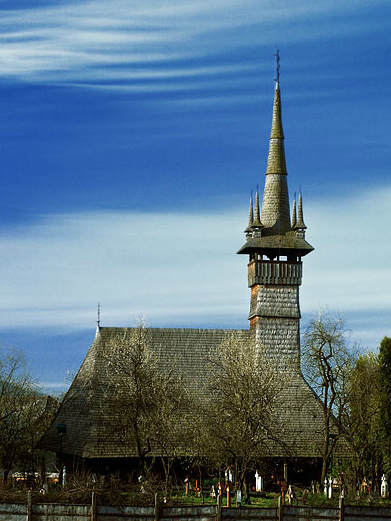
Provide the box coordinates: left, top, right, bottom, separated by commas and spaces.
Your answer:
266, 49, 286, 173
268, 85, 285, 141
237, 52, 314, 372
260, 51, 290, 234
238, 52, 313, 258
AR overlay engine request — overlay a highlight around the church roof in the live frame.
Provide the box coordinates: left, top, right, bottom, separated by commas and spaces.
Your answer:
40, 327, 347, 460
40, 328, 247, 459
238, 230, 313, 256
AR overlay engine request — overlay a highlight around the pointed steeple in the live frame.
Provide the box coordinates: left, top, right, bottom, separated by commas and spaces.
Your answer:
260, 63, 290, 234
266, 47, 286, 174
238, 52, 313, 258
244, 195, 254, 237
252, 190, 262, 229
265, 82, 287, 175
291, 194, 297, 229
294, 192, 307, 230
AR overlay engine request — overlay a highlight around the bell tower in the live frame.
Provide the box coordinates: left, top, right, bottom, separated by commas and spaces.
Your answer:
237, 53, 313, 372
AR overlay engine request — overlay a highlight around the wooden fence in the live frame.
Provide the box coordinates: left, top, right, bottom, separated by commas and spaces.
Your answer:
1, 493, 391, 521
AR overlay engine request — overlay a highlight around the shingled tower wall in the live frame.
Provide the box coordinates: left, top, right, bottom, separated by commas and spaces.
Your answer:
238, 75, 314, 372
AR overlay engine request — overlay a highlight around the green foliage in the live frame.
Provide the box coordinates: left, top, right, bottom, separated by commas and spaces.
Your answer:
348, 352, 381, 484
379, 337, 391, 432
378, 337, 391, 474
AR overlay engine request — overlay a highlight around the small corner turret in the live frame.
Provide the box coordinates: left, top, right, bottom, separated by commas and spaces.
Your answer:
293, 192, 307, 237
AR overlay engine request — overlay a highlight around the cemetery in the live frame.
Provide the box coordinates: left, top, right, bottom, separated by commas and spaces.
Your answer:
2, 475, 391, 521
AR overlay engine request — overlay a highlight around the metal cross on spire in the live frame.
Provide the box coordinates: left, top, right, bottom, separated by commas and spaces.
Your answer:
274, 48, 280, 84
97, 302, 101, 329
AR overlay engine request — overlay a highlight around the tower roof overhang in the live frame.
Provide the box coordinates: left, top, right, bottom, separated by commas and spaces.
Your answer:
237, 233, 314, 257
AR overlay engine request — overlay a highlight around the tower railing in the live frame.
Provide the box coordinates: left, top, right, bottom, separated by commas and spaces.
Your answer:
248, 260, 302, 286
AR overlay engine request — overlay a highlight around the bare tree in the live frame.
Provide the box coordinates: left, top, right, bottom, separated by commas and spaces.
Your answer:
102, 325, 189, 486
0, 347, 47, 482
148, 374, 192, 497
199, 333, 284, 500
302, 312, 356, 483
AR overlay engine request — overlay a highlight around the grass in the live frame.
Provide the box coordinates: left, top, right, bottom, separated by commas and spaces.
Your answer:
171, 491, 391, 509
172, 492, 278, 508
2, 482, 391, 509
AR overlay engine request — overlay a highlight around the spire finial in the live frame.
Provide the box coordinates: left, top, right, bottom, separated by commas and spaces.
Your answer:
95, 302, 102, 336
274, 48, 280, 85
266, 50, 286, 167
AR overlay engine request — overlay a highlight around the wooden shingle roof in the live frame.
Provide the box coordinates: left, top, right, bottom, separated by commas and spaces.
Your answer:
40, 327, 347, 460
237, 229, 314, 256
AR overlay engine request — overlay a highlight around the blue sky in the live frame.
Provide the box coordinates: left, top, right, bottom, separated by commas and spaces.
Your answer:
0, 0, 390, 392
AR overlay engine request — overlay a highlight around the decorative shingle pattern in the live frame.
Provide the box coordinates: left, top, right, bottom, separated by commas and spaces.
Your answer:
250, 286, 300, 319
40, 327, 347, 460
41, 328, 247, 458
260, 174, 291, 234
269, 83, 285, 142
237, 231, 314, 256
254, 317, 300, 372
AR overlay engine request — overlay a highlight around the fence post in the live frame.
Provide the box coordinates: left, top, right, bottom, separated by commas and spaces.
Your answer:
277, 494, 283, 521
216, 493, 221, 521
91, 491, 97, 521
339, 495, 344, 521
26, 490, 32, 521
154, 492, 160, 521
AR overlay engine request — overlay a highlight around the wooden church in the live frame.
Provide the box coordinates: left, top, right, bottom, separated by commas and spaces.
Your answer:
40, 64, 346, 479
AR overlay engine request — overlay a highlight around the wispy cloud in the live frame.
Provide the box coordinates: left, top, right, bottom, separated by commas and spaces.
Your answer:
1, 185, 390, 347
304, 186, 391, 310
0, 210, 245, 329
0, 0, 388, 87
